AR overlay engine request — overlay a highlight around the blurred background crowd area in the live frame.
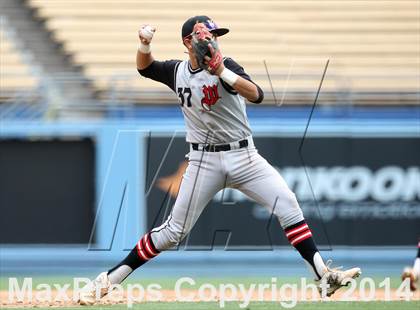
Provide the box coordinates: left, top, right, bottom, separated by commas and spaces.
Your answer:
1, 0, 419, 119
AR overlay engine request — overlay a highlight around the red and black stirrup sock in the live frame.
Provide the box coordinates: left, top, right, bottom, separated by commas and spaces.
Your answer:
107, 232, 160, 284
284, 220, 325, 280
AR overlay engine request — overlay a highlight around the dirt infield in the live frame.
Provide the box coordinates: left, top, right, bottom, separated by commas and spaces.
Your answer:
1, 288, 419, 308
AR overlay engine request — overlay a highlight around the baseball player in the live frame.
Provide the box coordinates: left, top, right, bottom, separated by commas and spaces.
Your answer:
79, 16, 361, 305
401, 239, 420, 291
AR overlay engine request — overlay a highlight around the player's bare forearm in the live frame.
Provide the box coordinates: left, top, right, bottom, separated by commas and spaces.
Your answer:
137, 25, 156, 70
214, 62, 262, 103
137, 50, 154, 70
230, 76, 260, 103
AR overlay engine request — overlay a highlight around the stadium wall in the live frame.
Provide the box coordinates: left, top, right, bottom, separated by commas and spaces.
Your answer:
0, 110, 419, 270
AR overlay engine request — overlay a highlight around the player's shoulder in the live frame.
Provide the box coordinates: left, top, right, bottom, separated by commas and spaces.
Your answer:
163, 59, 183, 79
164, 59, 183, 69
223, 57, 245, 71
223, 57, 241, 66
166, 59, 183, 65
223, 56, 236, 63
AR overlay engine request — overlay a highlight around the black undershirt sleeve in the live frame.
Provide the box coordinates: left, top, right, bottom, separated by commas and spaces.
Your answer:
137, 59, 181, 92
222, 57, 264, 104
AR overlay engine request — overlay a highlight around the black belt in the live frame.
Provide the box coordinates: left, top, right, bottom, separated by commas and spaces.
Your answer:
191, 139, 249, 152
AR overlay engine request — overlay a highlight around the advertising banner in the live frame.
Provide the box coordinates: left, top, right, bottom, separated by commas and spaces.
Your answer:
146, 135, 420, 247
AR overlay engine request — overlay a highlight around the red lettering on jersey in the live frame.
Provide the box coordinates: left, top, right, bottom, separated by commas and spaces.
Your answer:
201, 84, 220, 111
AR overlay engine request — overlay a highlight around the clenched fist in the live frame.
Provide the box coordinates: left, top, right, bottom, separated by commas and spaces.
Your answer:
138, 25, 156, 45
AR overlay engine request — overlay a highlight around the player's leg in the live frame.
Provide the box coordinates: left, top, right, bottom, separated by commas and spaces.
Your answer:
231, 150, 327, 279
230, 149, 360, 296
106, 152, 225, 283
79, 151, 225, 304
402, 239, 420, 291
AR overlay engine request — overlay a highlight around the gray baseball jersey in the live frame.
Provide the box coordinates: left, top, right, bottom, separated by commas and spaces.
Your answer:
138, 57, 264, 144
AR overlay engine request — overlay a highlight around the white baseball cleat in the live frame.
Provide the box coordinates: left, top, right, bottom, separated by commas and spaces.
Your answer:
78, 272, 111, 305
316, 261, 362, 297
401, 267, 418, 291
